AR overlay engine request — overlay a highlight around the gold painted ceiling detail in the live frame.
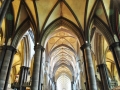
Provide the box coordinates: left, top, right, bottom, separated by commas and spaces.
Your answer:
10, 0, 114, 88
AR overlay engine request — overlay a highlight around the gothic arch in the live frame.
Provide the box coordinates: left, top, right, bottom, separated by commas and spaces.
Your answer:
93, 16, 115, 45
11, 19, 36, 48
53, 63, 74, 76
40, 17, 84, 47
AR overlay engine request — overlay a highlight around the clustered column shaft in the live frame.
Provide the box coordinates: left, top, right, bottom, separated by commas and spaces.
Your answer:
31, 45, 43, 90
81, 43, 97, 90
0, 0, 11, 26
19, 66, 29, 90
97, 64, 111, 90
109, 42, 120, 77
0, 46, 7, 71
38, 47, 44, 90
0, 46, 16, 90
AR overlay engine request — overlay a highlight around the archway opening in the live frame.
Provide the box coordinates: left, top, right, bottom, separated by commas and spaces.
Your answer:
57, 73, 71, 90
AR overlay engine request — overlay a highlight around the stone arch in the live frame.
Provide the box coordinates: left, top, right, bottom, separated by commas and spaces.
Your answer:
50, 44, 76, 55
53, 63, 74, 76
21, 35, 31, 67
11, 19, 36, 48
93, 16, 115, 45
40, 17, 84, 47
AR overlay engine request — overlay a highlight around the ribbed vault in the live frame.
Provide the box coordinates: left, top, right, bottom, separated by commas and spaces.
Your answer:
45, 26, 80, 89
1, 0, 120, 90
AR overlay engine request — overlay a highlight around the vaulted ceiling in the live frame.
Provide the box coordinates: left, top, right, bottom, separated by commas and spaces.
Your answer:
11, 0, 112, 32
1, 0, 120, 89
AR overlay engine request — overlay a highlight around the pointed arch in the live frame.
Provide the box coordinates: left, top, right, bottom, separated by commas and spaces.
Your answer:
93, 16, 115, 45
53, 63, 74, 76
40, 17, 84, 46
11, 18, 35, 48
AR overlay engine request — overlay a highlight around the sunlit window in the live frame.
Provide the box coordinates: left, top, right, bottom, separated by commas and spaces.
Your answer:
57, 73, 71, 90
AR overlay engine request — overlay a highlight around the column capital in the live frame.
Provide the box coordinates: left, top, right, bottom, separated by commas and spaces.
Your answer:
109, 42, 119, 50
77, 59, 81, 62
20, 66, 29, 69
0, 45, 6, 49
34, 45, 45, 51
80, 43, 91, 50
97, 63, 106, 67
20, 66, 26, 69
6, 46, 16, 52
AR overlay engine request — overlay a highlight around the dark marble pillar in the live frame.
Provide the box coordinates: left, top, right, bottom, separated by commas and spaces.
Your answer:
71, 82, 73, 90
80, 46, 89, 90
55, 82, 56, 90
18, 66, 29, 90
23, 67, 29, 83
109, 42, 120, 77
0, 45, 7, 70
81, 43, 97, 90
31, 45, 44, 90
38, 46, 44, 90
0, 0, 12, 26
0, 46, 16, 90
97, 64, 111, 90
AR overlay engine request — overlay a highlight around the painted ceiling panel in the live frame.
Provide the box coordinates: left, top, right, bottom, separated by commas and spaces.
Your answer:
51, 56, 75, 72
12, 0, 21, 24
50, 47, 75, 59
95, 1, 108, 25
86, 0, 96, 23
44, 3, 61, 30
48, 31, 77, 52
56, 60, 71, 66
35, 0, 57, 30
48, 30, 78, 72
49, 38, 74, 52
65, 0, 86, 30
16, 4, 28, 30
64, 37, 77, 51
55, 66, 72, 78
53, 52, 72, 60
25, 0, 37, 25
48, 37, 60, 52
62, 2, 78, 26
102, 0, 110, 18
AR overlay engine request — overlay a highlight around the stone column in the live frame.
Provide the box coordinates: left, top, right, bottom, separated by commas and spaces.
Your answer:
0, 0, 12, 26
80, 71, 85, 90
71, 82, 73, 90
0, 45, 7, 70
43, 61, 49, 90
97, 64, 111, 90
19, 66, 28, 90
23, 67, 29, 83
43, 73, 48, 90
0, 46, 16, 90
77, 60, 83, 90
80, 47, 89, 90
80, 43, 97, 90
38, 47, 44, 90
31, 45, 43, 90
55, 82, 56, 90
109, 42, 120, 77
